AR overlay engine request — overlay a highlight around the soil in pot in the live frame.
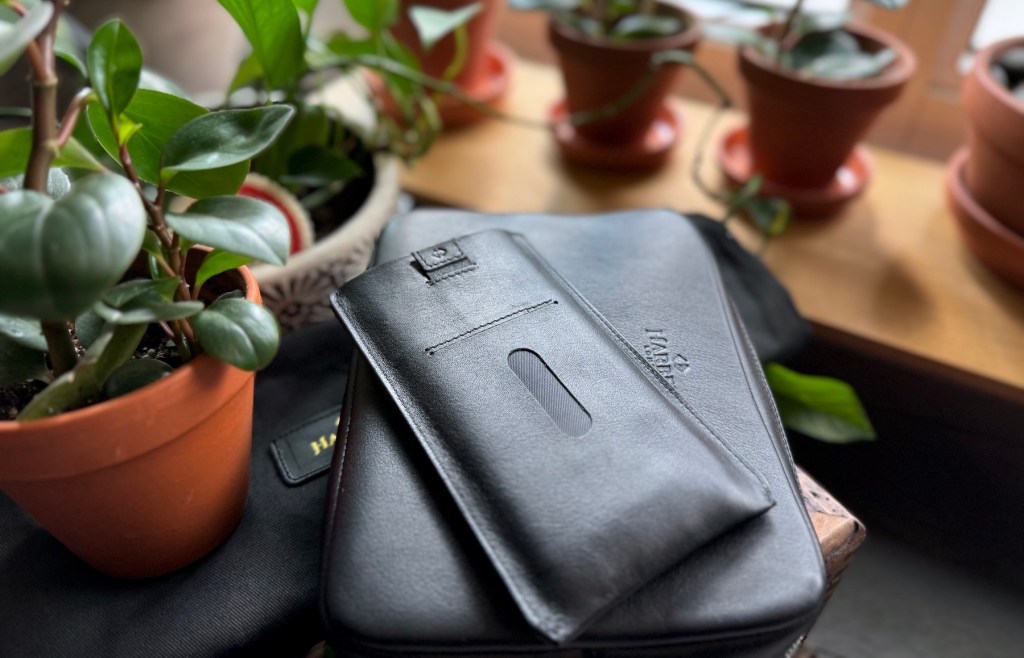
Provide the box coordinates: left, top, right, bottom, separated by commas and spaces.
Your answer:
0, 259, 261, 578
547, 3, 700, 170
962, 38, 1024, 235
737, 22, 915, 192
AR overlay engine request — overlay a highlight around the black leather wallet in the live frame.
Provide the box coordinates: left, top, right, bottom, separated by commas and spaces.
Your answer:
331, 229, 774, 644
322, 210, 826, 657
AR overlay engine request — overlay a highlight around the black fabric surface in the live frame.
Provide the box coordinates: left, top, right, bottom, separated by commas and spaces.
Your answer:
0, 322, 352, 658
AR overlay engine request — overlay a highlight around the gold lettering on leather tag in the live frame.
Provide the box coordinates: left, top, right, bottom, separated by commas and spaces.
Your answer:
271, 406, 343, 486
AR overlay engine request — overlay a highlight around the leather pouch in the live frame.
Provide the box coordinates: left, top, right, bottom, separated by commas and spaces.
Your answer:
331, 229, 774, 644
322, 210, 826, 657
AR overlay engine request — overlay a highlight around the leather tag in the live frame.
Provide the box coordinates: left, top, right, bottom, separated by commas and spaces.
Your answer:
270, 405, 342, 486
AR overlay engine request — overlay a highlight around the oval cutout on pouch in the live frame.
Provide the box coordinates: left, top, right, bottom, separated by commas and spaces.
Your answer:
508, 349, 592, 438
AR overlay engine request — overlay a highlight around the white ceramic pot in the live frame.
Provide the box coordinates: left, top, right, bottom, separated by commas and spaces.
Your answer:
251, 155, 399, 333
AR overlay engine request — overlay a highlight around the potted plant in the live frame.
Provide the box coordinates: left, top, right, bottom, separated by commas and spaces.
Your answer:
511, 0, 701, 170
388, 0, 513, 127
220, 0, 481, 330
716, 0, 916, 217
946, 36, 1024, 288
0, 1, 294, 578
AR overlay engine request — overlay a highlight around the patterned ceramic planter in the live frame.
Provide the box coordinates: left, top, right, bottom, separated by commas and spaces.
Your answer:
252, 154, 399, 333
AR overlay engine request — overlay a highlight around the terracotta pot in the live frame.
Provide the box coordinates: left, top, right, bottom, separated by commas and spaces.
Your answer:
0, 263, 261, 578
739, 23, 915, 188
392, 0, 503, 90
962, 36, 1024, 236
946, 148, 1024, 289
548, 4, 700, 146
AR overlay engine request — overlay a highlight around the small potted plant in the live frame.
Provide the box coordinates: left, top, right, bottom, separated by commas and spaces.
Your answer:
511, 0, 701, 170
220, 0, 481, 330
946, 36, 1024, 289
0, 1, 293, 578
716, 0, 916, 217
388, 0, 513, 127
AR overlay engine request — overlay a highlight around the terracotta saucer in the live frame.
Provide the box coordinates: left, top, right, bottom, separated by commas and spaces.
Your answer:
549, 100, 682, 171
946, 147, 1024, 290
717, 124, 873, 218
370, 42, 513, 129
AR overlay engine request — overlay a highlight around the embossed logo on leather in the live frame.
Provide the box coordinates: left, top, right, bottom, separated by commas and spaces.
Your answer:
642, 329, 690, 387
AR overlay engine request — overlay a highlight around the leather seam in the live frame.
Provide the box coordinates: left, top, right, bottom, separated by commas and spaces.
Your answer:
335, 295, 568, 640
519, 237, 774, 501
426, 264, 478, 285
424, 299, 556, 355
269, 441, 299, 482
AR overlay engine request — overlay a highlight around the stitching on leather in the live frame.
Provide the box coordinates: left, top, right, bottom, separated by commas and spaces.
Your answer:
424, 299, 556, 355
270, 406, 341, 483
426, 264, 478, 285
523, 239, 773, 501
336, 297, 565, 635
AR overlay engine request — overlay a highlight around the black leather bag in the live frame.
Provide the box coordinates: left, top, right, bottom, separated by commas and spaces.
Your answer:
322, 210, 826, 656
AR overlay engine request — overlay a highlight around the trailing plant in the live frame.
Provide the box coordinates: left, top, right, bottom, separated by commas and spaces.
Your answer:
712, 0, 908, 81
509, 0, 687, 41
0, 0, 295, 421
220, 0, 483, 219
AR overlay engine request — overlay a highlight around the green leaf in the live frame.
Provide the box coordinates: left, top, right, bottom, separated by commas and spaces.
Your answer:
344, 0, 398, 32
765, 363, 876, 443
0, 1, 53, 77
746, 196, 791, 239
192, 297, 279, 371
86, 19, 143, 117
251, 101, 330, 181
74, 309, 106, 348
785, 30, 859, 71
292, 0, 320, 19
19, 322, 147, 419
160, 105, 296, 181
0, 313, 45, 351
0, 176, 146, 321
56, 47, 88, 78
324, 33, 378, 59
95, 293, 203, 325
864, 0, 907, 8
102, 277, 180, 307
217, 0, 305, 89
282, 145, 363, 187
166, 196, 289, 265
87, 89, 249, 198
139, 68, 191, 99
227, 50, 264, 95
804, 48, 897, 81
141, 229, 164, 258
0, 335, 49, 387
508, 0, 579, 10
103, 357, 173, 399
409, 3, 481, 52
610, 14, 683, 40
0, 128, 105, 178
195, 251, 253, 297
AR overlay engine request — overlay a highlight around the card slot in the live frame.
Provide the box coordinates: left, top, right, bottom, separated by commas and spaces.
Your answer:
424, 299, 557, 355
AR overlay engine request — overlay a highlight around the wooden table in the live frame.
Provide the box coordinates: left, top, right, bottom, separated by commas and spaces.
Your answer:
400, 60, 1024, 405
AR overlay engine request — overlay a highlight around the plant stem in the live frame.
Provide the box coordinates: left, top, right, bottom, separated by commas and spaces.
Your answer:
775, 0, 806, 62
25, 1, 78, 377
41, 321, 77, 376
55, 88, 95, 149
